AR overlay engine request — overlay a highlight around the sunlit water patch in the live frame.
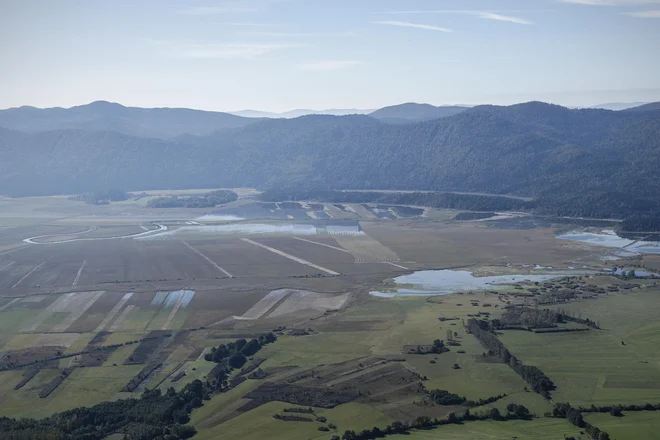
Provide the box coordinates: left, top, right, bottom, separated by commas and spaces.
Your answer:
139, 223, 364, 239
557, 229, 660, 254
370, 269, 580, 297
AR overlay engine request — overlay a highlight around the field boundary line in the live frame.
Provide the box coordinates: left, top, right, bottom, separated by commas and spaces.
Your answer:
12, 262, 45, 288
293, 236, 350, 253
72, 259, 87, 286
384, 261, 409, 270
0, 261, 15, 271
162, 293, 186, 330
0, 297, 22, 312
95, 292, 134, 332
240, 238, 340, 276
0, 246, 28, 257
181, 241, 233, 278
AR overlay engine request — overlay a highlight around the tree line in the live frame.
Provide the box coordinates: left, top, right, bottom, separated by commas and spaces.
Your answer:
466, 318, 555, 398
552, 403, 610, 440
146, 190, 238, 209
339, 403, 533, 440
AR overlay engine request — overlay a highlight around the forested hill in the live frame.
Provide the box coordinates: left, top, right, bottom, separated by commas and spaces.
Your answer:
1, 101, 659, 218
0, 101, 257, 139
369, 103, 467, 123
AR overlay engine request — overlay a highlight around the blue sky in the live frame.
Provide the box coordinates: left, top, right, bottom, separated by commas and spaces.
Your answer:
1, 0, 659, 111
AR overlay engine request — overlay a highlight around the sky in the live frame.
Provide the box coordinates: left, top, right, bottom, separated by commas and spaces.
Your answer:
1, 0, 659, 112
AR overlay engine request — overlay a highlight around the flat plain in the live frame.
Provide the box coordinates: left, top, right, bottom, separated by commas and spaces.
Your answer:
0, 193, 657, 439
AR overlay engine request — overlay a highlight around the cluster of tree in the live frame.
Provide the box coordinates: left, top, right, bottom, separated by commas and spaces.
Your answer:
70, 189, 128, 205
493, 308, 563, 329
0, 385, 201, 440
259, 189, 533, 213
203, 333, 277, 392
426, 389, 506, 407
339, 403, 533, 439
552, 403, 610, 440
578, 402, 660, 414
146, 190, 238, 208
0, 333, 277, 440
204, 333, 276, 366
619, 214, 660, 233
467, 319, 555, 398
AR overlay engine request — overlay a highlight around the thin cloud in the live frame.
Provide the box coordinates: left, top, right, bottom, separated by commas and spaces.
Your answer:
373, 21, 452, 32
244, 31, 358, 37
217, 22, 280, 26
559, 0, 660, 5
376, 10, 533, 25
162, 42, 303, 59
298, 60, 363, 71
477, 12, 534, 24
625, 9, 660, 15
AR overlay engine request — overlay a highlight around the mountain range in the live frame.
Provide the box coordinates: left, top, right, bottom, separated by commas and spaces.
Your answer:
0, 100, 659, 219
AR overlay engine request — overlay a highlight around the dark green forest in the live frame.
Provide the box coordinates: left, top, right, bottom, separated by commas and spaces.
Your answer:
1, 101, 659, 224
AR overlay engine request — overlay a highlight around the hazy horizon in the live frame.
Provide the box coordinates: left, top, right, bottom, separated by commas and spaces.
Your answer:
2, 0, 659, 112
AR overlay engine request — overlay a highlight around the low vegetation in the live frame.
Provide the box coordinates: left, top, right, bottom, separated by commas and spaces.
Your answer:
146, 190, 238, 208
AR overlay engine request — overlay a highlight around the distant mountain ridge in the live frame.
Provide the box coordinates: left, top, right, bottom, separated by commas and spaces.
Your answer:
587, 102, 649, 111
230, 108, 375, 119
0, 101, 257, 139
1, 100, 659, 223
369, 103, 469, 123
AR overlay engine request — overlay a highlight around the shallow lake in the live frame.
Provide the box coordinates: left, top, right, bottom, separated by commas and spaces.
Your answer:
370, 269, 576, 297
557, 229, 660, 254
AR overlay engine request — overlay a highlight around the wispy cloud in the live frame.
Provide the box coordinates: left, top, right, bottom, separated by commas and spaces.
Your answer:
376, 10, 533, 25
625, 9, 660, 15
161, 42, 302, 59
373, 21, 452, 32
298, 60, 363, 71
243, 31, 358, 37
217, 22, 280, 26
559, 0, 660, 5
476, 12, 534, 24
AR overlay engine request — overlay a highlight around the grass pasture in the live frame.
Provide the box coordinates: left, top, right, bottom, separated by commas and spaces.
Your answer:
499, 289, 660, 406
2, 195, 660, 439
585, 411, 660, 440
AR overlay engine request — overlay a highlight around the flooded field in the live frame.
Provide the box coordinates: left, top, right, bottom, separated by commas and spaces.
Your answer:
140, 221, 364, 239
557, 229, 660, 254
370, 269, 580, 297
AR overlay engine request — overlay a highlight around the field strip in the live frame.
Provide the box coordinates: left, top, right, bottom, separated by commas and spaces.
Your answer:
72, 259, 88, 286
21, 292, 75, 332
140, 225, 150, 231
181, 241, 233, 278
241, 238, 340, 276
0, 298, 22, 312
56, 291, 104, 332
95, 292, 134, 332
196, 348, 208, 361
293, 237, 350, 253
385, 261, 409, 270
109, 304, 136, 331
12, 262, 45, 288
0, 261, 15, 271
162, 293, 186, 330
237, 289, 292, 320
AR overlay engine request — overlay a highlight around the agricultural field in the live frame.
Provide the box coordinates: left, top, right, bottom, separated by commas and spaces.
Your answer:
0, 193, 657, 439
